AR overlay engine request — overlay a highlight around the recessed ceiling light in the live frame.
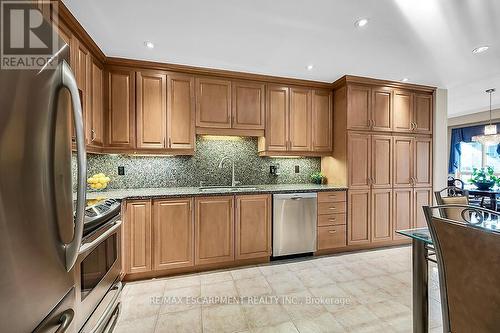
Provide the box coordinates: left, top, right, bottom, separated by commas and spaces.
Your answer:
355, 18, 369, 28
306, 64, 314, 70
401, 78, 409, 82
472, 46, 489, 54
144, 41, 155, 49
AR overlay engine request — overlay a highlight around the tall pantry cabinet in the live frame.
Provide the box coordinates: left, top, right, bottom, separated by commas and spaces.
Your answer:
326, 76, 434, 248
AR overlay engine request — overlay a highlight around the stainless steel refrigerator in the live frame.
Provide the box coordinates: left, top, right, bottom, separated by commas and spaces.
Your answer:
0, 12, 86, 333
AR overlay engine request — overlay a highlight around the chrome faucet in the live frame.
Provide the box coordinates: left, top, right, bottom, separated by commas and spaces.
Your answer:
218, 157, 240, 187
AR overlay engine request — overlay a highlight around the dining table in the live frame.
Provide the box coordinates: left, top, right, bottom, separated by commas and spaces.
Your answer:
465, 186, 500, 210
396, 218, 500, 333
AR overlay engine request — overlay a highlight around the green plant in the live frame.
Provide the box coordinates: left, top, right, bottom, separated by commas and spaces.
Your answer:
310, 172, 325, 184
469, 166, 499, 184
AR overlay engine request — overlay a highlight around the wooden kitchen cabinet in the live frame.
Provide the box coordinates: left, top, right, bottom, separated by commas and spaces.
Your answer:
371, 87, 392, 131
414, 188, 432, 228
125, 200, 152, 274
289, 87, 312, 151
371, 135, 392, 188
393, 188, 413, 240
153, 198, 194, 270
231, 81, 265, 130
393, 90, 413, 133
89, 59, 104, 147
106, 68, 135, 148
414, 136, 433, 187
393, 136, 414, 188
136, 71, 167, 149
414, 93, 433, 134
195, 77, 231, 128
265, 85, 289, 151
195, 196, 234, 265
394, 90, 433, 134
347, 189, 371, 245
235, 195, 271, 260
167, 74, 196, 150
347, 85, 371, 130
312, 90, 333, 152
348, 132, 371, 189
371, 188, 392, 242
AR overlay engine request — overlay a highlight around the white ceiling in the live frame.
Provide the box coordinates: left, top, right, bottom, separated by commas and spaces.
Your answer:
62, 0, 500, 117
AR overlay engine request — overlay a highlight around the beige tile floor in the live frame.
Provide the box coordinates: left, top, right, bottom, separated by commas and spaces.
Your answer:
115, 246, 443, 333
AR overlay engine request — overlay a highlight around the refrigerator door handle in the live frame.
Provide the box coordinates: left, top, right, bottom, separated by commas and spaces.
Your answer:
61, 61, 86, 271
55, 309, 75, 333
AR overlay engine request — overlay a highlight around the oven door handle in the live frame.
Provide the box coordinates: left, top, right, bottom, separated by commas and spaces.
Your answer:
86, 281, 123, 333
79, 220, 122, 254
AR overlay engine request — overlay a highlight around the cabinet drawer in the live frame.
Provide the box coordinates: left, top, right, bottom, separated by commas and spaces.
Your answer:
318, 191, 346, 203
318, 202, 346, 215
318, 225, 346, 250
318, 213, 346, 227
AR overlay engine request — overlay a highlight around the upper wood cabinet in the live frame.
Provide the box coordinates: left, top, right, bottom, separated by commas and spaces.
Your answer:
136, 71, 167, 149
231, 81, 265, 130
106, 68, 135, 148
167, 74, 196, 150
393, 90, 433, 134
312, 90, 333, 152
393, 135, 432, 188
153, 198, 194, 271
125, 200, 152, 274
348, 189, 371, 245
195, 196, 234, 265
371, 135, 393, 188
89, 59, 104, 147
413, 137, 433, 187
265, 85, 289, 151
289, 87, 312, 151
348, 132, 371, 189
195, 77, 231, 128
371, 87, 393, 132
235, 194, 271, 260
347, 85, 371, 131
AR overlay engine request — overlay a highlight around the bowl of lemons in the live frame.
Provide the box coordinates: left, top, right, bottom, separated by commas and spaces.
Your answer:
87, 173, 111, 191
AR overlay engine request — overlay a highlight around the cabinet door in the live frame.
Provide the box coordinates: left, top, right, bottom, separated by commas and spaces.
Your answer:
75, 41, 91, 144
372, 135, 392, 188
393, 189, 413, 240
195, 77, 231, 128
289, 88, 312, 151
195, 196, 234, 265
393, 136, 413, 188
414, 188, 432, 228
125, 200, 152, 274
347, 190, 371, 245
371, 87, 392, 131
312, 90, 332, 152
90, 60, 103, 146
347, 85, 371, 130
235, 195, 271, 260
153, 199, 194, 271
136, 71, 167, 149
231, 81, 265, 130
414, 93, 433, 134
414, 137, 432, 187
266, 85, 289, 151
371, 189, 393, 242
393, 90, 413, 132
106, 69, 135, 148
167, 74, 195, 150
348, 133, 371, 189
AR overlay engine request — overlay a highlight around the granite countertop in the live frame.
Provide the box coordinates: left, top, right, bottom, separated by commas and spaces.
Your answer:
83, 184, 347, 200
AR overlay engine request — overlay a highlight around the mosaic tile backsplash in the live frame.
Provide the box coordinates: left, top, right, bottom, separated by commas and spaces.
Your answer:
74, 136, 321, 190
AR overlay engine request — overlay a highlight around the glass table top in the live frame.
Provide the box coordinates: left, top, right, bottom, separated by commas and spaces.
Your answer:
397, 219, 500, 244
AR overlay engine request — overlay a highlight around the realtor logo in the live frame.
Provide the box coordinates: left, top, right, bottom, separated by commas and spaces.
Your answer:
1, 1, 58, 69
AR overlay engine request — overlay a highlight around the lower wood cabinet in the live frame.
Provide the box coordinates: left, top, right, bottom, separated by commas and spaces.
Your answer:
318, 225, 346, 250
124, 200, 152, 274
414, 187, 432, 228
392, 187, 432, 240
371, 188, 392, 242
153, 198, 194, 270
347, 189, 371, 245
317, 191, 347, 251
195, 196, 235, 265
235, 195, 271, 260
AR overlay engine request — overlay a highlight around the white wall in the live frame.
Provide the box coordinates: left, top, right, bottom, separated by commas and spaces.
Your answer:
434, 88, 449, 199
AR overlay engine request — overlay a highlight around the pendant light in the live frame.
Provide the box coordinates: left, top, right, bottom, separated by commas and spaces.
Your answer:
472, 88, 499, 146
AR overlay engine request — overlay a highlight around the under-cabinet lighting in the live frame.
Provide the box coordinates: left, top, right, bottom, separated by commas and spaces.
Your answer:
201, 135, 242, 141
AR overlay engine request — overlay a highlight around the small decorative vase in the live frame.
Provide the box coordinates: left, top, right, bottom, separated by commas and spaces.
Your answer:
473, 181, 495, 191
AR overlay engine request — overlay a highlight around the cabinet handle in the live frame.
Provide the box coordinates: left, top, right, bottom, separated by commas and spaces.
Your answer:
168, 137, 171, 148
328, 218, 337, 221
329, 207, 337, 210
91, 129, 96, 142
328, 230, 337, 234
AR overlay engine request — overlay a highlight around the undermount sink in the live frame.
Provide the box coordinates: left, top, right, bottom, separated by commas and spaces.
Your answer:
198, 186, 259, 192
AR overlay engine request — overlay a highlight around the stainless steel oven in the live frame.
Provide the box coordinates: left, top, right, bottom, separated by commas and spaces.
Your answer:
75, 199, 123, 333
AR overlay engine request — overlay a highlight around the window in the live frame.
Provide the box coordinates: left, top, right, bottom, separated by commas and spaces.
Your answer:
458, 142, 500, 180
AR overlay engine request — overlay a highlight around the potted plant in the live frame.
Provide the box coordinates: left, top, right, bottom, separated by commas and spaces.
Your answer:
310, 172, 325, 184
469, 166, 498, 190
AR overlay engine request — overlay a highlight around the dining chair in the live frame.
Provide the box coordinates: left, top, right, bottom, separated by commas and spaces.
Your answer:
423, 205, 500, 333
434, 186, 469, 220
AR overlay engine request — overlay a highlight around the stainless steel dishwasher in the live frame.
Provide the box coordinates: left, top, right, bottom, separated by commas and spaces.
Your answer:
273, 193, 317, 257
